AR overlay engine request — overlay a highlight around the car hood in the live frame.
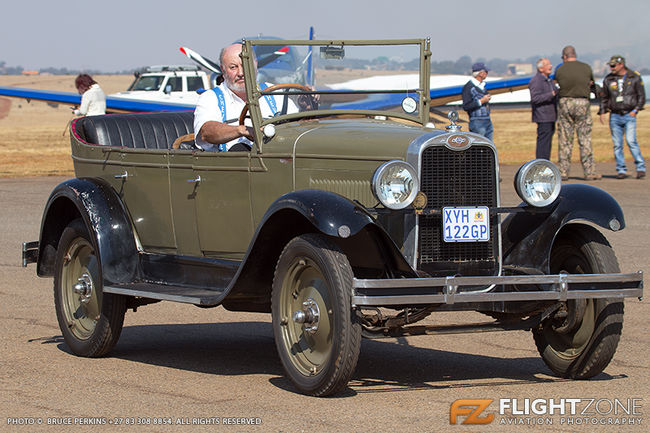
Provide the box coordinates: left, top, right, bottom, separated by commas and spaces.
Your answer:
267, 117, 442, 160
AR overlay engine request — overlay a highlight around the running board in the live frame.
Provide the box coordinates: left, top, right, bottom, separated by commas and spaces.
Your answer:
104, 283, 225, 306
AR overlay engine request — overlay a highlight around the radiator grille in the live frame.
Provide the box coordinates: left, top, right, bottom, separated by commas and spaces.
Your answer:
418, 145, 498, 276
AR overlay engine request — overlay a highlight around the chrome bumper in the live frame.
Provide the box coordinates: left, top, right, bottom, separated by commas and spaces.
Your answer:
22, 241, 39, 267
352, 272, 643, 306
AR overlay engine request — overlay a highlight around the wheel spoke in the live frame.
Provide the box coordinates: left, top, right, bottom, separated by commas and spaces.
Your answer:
72, 305, 85, 320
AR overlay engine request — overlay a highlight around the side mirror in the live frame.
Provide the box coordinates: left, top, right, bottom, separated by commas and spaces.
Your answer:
164, 85, 173, 94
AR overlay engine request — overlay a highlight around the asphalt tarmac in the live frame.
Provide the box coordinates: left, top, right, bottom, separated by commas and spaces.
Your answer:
1, 162, 647, 432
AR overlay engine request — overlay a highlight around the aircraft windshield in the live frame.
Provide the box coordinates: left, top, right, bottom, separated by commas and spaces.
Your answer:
249, 41, 424, 120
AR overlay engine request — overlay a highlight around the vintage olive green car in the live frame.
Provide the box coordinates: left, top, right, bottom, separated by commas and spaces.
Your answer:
23, 39, 643, 396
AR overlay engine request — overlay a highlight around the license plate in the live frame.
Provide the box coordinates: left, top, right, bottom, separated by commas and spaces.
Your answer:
443, 206, 490, 242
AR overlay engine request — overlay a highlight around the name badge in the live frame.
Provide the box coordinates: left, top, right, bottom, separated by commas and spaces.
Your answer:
616, 95, 624, 103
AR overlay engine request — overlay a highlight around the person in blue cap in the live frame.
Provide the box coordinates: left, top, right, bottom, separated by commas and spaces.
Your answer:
462, 62, 493, 140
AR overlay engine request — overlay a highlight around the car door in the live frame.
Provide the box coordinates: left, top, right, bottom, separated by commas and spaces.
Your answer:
168, 150, 202, 256
189, 152, 253, 260
92, 149, 176, 252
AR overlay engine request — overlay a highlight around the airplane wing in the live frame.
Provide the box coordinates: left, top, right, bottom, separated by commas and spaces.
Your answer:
1, 75, 532, 114
0, 86, 81, 106
429, 75, 532, 106
0, 86, 194, 113
323, 75, 533, 112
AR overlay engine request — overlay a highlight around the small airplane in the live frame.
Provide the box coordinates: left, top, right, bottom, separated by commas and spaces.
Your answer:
0, 32, 531, 114
0, 32, 315, 114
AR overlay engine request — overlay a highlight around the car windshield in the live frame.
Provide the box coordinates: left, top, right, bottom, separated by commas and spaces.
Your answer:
247, 40, 426, 122
130, 75, 164, 91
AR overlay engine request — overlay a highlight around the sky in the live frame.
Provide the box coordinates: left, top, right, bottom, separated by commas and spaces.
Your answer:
2, 0, 650, 71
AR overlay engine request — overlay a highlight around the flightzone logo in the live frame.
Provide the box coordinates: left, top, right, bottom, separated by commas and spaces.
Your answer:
450, 398, 643, 426
450, 400, 494, 425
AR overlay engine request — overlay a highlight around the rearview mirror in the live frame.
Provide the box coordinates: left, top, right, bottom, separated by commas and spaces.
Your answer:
320, 45, 345, 60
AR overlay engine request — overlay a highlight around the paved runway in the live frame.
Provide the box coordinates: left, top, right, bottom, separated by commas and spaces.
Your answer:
1, 162, 647, 432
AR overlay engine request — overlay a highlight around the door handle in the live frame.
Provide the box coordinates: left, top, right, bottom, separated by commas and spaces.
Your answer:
114, 171, 129, 180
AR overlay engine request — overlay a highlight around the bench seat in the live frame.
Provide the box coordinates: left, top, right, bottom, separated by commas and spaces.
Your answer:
73, 111, 195, 150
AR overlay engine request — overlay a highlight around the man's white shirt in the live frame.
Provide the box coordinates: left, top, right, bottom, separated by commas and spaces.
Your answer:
193, 82, 295, 151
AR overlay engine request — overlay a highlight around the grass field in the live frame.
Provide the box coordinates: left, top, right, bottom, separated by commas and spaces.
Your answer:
1, 74, 648, 177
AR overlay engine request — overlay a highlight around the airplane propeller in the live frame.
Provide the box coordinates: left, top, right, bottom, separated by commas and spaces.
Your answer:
179, 46, 223, 84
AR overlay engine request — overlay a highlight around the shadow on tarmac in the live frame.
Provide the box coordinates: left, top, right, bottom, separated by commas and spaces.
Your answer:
40, 321, 625, 396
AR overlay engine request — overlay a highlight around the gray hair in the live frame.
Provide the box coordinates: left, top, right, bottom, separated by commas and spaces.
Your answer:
472, 70, 482, 78
219, 42, 243, 68
536, 58, 547, 70
562, 45, 576, 58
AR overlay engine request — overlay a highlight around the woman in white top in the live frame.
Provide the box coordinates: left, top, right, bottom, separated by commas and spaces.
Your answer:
73, 74, 106, 116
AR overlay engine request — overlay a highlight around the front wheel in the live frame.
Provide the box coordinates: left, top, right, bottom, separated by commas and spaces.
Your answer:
533, 226, 624, 378
271, 234, 361, 396
54, 219, 126, 357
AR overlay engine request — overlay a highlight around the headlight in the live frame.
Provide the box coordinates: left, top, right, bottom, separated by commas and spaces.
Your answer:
515, 159, 562, 207
372, 161, 419, 209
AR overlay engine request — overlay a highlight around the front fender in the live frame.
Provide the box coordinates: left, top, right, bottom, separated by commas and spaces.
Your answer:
223, 189, 414, 311
502, 184, 625, 272
36, 177, 139, 285
264, 189, 377, 238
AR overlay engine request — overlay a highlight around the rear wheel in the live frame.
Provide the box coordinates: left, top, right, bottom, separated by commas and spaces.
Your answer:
271, 234, 361, 396
533, 226, 624, 378
54, 219, 126, 357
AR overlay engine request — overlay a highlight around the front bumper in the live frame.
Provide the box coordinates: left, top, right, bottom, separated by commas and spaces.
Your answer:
352, 272, 643, 306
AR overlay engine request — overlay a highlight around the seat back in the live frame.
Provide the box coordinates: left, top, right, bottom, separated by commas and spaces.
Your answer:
74, 111, 194, 150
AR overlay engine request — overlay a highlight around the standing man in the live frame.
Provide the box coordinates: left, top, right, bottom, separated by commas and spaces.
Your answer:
554, 46, 600, 180
599, 55, 646, 179
528, 58, 557, 160
462, 62, 493, 140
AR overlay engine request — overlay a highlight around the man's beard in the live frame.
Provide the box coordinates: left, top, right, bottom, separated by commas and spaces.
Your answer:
226, 76, 245, 93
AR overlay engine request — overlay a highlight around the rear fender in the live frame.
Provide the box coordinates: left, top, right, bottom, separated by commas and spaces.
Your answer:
502, 184, 624, 272
36, 178, 139, 285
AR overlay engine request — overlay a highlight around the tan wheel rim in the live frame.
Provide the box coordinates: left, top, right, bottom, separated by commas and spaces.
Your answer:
278, 257, 333, 376
60, 237, 101, 340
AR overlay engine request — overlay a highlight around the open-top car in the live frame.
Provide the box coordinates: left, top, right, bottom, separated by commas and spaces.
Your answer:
23, 38, 642, 396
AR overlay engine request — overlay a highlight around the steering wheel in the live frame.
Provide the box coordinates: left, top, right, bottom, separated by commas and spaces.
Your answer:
239, 83, 316, 125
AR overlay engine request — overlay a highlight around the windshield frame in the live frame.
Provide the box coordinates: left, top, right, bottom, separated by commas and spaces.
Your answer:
241, 39, 431, 152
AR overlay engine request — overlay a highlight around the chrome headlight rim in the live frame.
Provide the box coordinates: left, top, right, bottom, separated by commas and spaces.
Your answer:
515, 159, 562, 207
372, 160, 419, 210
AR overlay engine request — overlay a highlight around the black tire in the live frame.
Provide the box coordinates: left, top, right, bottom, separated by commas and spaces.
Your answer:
271, 234, 361, 396
53, 219, 126, 357
533, 225, 624, 378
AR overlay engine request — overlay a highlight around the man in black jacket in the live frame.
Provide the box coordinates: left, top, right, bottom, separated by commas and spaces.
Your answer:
528, 58, 557, 160
462, 63, 493, 140
599, 55, 646, 179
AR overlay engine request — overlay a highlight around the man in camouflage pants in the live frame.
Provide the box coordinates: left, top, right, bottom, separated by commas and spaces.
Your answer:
554, 46, 600, 180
